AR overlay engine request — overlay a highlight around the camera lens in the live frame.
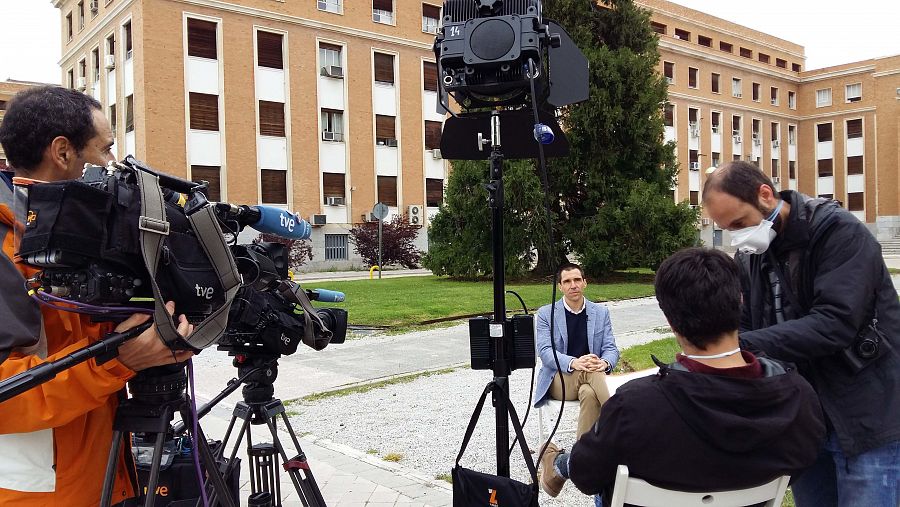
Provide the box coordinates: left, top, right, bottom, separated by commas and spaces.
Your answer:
857, 339, 878, 359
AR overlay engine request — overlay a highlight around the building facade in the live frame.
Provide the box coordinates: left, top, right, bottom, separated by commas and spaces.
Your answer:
54, 0, 446, 270
637, 0, 900, 243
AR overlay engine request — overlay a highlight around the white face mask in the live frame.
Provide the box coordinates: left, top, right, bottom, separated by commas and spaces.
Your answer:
730, 200, 783, 255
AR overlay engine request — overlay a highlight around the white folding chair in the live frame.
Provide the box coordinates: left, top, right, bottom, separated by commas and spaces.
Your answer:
608, 465, 790, 507
536, 399, 578, 445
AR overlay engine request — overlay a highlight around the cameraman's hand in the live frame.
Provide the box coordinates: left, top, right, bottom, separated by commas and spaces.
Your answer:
572, 354, 603, 372
116, 301, 194, 372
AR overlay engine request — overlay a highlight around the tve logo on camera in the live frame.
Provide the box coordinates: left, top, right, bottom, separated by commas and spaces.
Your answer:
280, 212, 296, 232
195, 284, 215, 300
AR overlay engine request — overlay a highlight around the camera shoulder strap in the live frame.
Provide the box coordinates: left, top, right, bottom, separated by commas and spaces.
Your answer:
134, 168, 241, 349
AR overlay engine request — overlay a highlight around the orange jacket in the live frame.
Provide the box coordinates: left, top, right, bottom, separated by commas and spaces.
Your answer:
0, 177, 137, 506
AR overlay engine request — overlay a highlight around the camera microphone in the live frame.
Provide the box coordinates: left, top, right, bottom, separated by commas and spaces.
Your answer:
307, 289, 345, 303
215, 203, 312, 240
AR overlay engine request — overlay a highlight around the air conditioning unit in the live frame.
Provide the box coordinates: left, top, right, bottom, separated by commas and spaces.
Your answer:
771, 98, 778, 106
76, 77, 87, 90
310, 214, 327, 226
408, 204, 422, 225
689, 162, 700, 171
89, 0, 98, 13
752, 135, 761, 146
701, 217, 711, 226
773, 140, 780, 148
734, 93, 742, 98
772, 176, 781, 184
711, 126, 720, 134
326, 196, 344, 206
385, 138, 398, 147
322, 131, 335, 142
104, 54, 115, 69
733, 135, 742, 143
666, 77, 673, 85
432, 149, 442, 160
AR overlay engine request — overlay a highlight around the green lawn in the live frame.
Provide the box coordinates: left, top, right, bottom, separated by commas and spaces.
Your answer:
615, 336, 680, 373
310, 273, 655, 327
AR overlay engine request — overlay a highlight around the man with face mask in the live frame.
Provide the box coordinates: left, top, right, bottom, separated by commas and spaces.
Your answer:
702, 161, 900, 507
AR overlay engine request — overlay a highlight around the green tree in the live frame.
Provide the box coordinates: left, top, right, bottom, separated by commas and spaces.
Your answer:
422, 158, 545, 279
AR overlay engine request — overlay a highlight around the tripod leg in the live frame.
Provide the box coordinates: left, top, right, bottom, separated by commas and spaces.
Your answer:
142, 405, 173, 507
194, 424, 238, 507
265, 414, 326, 507
100, 430, 124, 507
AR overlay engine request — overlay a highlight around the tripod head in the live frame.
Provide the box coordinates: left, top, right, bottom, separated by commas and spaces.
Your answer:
231, 352, 280, 406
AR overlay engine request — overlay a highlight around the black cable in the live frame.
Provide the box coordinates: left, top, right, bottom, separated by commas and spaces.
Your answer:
505, 290, 536, 457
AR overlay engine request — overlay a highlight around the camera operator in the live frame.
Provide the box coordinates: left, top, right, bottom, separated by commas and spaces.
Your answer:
0, 86, 193, 506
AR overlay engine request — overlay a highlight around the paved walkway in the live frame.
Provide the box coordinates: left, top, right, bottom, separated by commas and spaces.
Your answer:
189, 256, 900, 505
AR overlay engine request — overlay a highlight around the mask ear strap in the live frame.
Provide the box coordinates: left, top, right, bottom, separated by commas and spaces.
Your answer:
766, 199, 784, 222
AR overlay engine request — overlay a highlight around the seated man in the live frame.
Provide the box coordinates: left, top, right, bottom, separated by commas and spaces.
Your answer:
534, 263, 619, 439
540, 248, 826, 505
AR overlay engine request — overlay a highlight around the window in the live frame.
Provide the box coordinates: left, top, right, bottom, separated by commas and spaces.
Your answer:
732, 78, 742, 98
789, 161, 796, 179
259, 101, 285, 137
322, 172, 345, 203
792, 63, 802, 72
752, 119, 761, 140
260, 169, 287, 204
771, 159, 779, 178
375, 115, 396, 145
107, 34, 115, 59
847, 156, 864, 175
698, 35, 712, 47
257, 31, 283, 69
732, 115, 742, 139
663, 61, 674, 84
674, 28, 690, 41
817, 123, 832, 142
425, 120, 442, 150
847, 119, 863, 139
788, 91, 796, 109
719, 41, 733, 53
816, 88, 832, 107
776, 58, 787, 69
712, 152, 720, 166
377, 175, 397, 206
125, 95, 134, 133
78, 59, 87, 86
752, 82, 760, 102
66, 12, 73, 41
664, 103, 674, 127
711, 111, 720, 133
187, 18, 217, 60
733, 154, 741, 161
191, 165, 221, 201
78, 1, 85, 30
688, 67, 698, 89
847, 192, 864, 211
319, 43, 342, 76
788, 125, 796, 145
189, 93, 219, 131
109, 104, 117, 138
845, 83, 862, 103
739, 47, 752, 59
426, 178, 443, 207
423, 61, 438, 91
324, 234, 349, 260
92, 47, 100, 81
374, 52, 394, 84
770, 87, 779, 106
123, 21, 132, 59
771, 122, 779, 142
690, 191, 699, 206
758, 53, 770, 64
711, 72, 720, 93
422, 4, 440, 34
321, 109, 344, 141
650, 22, 666, 35
817, 159, 833, 177
317, 0, 342, 14
373, 0, 394, 24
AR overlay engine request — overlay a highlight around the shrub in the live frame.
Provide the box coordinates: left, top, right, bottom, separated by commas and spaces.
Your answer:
349, 215, 422, 269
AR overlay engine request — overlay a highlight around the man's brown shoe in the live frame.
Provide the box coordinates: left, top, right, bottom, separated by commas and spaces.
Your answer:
539, 441, 566, 497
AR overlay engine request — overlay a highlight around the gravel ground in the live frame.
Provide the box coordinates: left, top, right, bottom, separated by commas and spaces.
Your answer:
288, 363, 635, 506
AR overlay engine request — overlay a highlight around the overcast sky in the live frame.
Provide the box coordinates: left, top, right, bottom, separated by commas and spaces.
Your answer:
0, 1, 898, 85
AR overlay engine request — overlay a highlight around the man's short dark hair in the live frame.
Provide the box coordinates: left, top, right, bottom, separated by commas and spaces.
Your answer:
654, 248, 741, 349
702, 161, 776, 211
556, 262, 584, 283
0, 86, 102, 171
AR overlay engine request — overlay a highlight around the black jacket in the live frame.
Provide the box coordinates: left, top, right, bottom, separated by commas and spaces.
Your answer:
568, 357, 825, 505
737, 190, 900, 456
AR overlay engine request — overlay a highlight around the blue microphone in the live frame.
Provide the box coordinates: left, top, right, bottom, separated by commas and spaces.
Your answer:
251, 206, 311, 240
308, 289, 345, 303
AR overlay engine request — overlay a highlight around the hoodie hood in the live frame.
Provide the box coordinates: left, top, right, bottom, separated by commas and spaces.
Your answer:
655, 360, 804, 453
